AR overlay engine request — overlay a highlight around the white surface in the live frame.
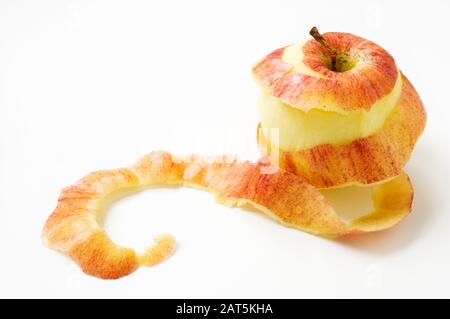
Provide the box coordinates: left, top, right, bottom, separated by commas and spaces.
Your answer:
1, 0, 449, 298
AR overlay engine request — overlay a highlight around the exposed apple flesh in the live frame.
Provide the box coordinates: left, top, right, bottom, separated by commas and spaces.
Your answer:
258, 73, 402, 150
257, 73, 426, 188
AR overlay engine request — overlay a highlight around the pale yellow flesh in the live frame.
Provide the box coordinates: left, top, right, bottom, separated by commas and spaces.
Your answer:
258, 73, 402, 150
283, 42, 326, 78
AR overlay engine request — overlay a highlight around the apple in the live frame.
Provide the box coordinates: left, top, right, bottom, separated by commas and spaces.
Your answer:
42, 29, 425, 280
253, 27, 426, 188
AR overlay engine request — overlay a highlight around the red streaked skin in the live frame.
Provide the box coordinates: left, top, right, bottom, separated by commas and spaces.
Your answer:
253, 32, 398, 112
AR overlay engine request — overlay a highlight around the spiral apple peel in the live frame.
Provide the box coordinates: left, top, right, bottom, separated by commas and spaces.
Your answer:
42, 28, 425, 279
42, 151, 414, 279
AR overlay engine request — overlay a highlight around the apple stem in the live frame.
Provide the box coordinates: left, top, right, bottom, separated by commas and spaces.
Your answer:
309, 26, 337, 71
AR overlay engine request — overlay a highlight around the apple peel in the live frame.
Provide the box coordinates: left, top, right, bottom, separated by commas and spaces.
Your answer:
42, 151, 413, 279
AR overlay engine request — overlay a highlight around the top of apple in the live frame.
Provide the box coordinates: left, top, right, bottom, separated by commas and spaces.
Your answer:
252, 28, 399, 113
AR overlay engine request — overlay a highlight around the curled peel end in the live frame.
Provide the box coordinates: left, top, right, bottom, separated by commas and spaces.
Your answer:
68, 231, 139, 280
231, 169, 413, 238
139, 234, 176, 267
347, 172, 413, 235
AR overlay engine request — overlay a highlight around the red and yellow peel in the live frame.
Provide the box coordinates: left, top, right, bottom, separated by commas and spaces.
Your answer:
42, 151, 413, 279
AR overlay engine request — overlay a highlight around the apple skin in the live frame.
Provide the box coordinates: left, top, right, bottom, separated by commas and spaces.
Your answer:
43, 151, 414, 279
253, 32, 399, 113
257, 73, 426, 188
42, 169, 143, 279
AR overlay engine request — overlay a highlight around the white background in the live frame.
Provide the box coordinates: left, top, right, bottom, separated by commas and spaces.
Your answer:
1, 0, 449, 298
